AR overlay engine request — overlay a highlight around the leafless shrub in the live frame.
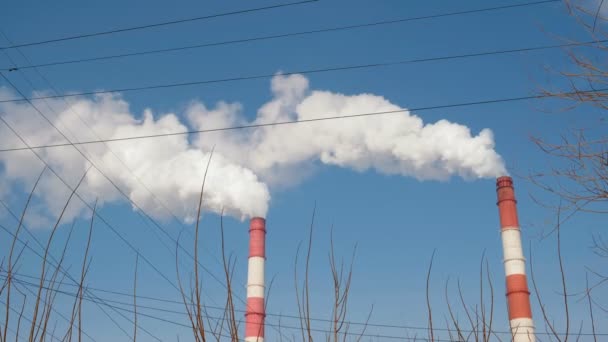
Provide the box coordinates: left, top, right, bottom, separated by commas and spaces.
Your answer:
293, 209, 371, 342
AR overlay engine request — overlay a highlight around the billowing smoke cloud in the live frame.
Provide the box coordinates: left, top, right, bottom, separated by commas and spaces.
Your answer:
188, 74, 506, 183
0, 74, 505, 226
0, 93, 269, 225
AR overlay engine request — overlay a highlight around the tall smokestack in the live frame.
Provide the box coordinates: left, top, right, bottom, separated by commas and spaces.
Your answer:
246, 217, 266, 342
496, 177, 535, 342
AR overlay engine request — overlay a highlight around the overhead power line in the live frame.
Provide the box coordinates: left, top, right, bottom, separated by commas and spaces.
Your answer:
0, 40, 598, 104
0, 298, 65, 342
0, 275, 483, 342
3, 270, 606, 337
0, 0, 562, 72
0, 254, 99, 342
0, 290, 201, 341
0, 221, 147, 342
0, 87, 605, 153
0, 0, 318, 50
4, 273, 607, 339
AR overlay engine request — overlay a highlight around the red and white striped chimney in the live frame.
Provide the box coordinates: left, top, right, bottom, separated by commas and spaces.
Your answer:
496, 176, 535, 342
246, 217, 266, 342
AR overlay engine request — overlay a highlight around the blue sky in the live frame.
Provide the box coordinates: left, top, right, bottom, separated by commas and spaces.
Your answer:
0, 0, 607, 341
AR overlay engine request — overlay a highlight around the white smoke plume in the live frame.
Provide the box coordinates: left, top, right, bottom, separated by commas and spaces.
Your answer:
0, 92, 269, 225
0, 74, 505, 226
188, 74, 506, 183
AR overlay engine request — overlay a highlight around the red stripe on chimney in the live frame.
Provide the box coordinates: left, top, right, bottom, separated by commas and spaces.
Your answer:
245, 297, 265, 337
497, 176, 520, 229
506, 274, 532, 319
249, 217, 266, 258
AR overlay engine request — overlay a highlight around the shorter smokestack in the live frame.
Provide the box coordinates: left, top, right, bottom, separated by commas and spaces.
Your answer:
496, 176, 535, 342
245, 217, 266, 342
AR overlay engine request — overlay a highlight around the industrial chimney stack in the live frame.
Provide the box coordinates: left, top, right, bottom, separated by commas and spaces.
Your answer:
246, 217, 266, 342
496, 176, 535, 342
